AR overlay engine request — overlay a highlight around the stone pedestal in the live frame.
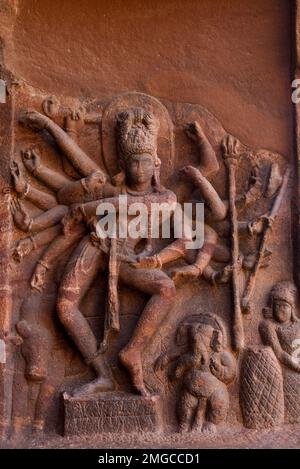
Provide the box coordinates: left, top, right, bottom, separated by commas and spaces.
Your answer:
63, 392, 162, 435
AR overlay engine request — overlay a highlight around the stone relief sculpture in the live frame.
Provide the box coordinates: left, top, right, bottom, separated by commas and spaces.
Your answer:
155, 313, 236, 434
4, 89, 294, 439
259, 281, 300, 423
240, 281, 300, 429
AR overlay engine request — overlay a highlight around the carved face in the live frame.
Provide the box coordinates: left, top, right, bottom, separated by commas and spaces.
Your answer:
125, 153, 154, 186
273, 299, 292, 323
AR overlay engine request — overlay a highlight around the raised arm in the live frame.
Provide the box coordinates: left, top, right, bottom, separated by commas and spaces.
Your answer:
19, 110, 100, 177
180, 165, 227, 221
236, 166, 263, 210
186, 121, 219, 177
22, 148, 71, 191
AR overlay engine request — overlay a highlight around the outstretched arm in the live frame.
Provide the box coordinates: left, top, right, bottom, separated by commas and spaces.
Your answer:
10, 198, 68, 233
57, 171, 107, 205
12, 225, 62, 263
22, 148, 71, 191
10, 160, 57, 210
20, 110, 100, 177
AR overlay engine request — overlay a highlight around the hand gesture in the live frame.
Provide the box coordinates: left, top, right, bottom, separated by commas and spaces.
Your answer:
85, 170, 106, 191
179, 164, 202, 183
10, 198, 32, 231
31, 263, 47, 292
132, 255, 159, 269
221, 134, 240, 159
61, 205, 84, 234
21, 148, 41, 174
65, 107, 85, 132
10, 160, 27, 194
185, 121, 206, 143
12, 237, 34, 262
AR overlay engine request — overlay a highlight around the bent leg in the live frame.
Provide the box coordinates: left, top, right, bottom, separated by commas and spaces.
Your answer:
119, 264, 176, 395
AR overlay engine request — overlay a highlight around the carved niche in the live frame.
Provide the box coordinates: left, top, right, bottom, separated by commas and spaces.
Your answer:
2, 85, 294, 443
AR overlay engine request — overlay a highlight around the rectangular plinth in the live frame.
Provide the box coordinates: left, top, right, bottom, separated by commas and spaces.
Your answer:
64, 392, 162, 435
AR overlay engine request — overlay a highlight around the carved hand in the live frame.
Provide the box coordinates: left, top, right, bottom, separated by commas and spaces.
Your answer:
21, 148, 41, 174
179, 164, 203, 183
10, 160, 28, 194
19, 110, 50, 130
10, 198, 32, 232
84, 170, 106, 191
221, 134, 240, 159
61, 205, 84, 234
12, 237, 34, 262
210, 356, 221, 372
65, 108, 85, 132
185, 121, 206, 143
31, 263, 47, 292
132, 255, 160, 270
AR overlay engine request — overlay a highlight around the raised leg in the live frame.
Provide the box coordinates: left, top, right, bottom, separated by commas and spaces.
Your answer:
118, 264, 176, 395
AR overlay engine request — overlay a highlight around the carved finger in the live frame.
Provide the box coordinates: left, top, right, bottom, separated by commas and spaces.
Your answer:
10, 198, 17, 214
10, 160, 19, 175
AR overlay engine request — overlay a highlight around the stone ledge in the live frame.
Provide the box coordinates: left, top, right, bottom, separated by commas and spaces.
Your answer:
63, 392, 162, 436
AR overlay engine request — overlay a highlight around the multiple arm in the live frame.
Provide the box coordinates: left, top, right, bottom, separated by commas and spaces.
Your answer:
22, 148, 71, 192
20, 110, 101, 177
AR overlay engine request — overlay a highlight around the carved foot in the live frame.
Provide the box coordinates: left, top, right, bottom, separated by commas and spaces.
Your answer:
192, 420, 203, 432
178, 422, 190, 433
201, 421, 217, 434
119, 348, 150, 396
72, 376, 115, 398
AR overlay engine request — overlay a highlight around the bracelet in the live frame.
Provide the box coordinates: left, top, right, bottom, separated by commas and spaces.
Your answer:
154, 254, 162, 269
31, 165, 42, 177
29, 235, 37, 251
193, 263, 203, 277
80, 178, 90, 194
65, 127, 78, 136
19, 183, 30, 199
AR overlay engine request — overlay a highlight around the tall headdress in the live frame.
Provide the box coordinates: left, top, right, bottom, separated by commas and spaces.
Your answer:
117, 108, 159, 160
116, 108, 161, 188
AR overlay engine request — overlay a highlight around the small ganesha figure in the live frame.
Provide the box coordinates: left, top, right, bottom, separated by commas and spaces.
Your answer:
155, 313, 236, 434
259, 281, 300, 423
